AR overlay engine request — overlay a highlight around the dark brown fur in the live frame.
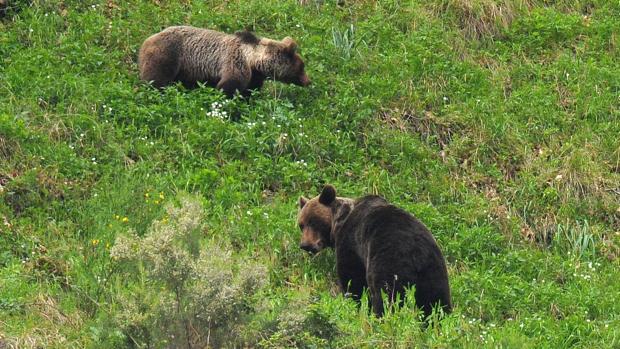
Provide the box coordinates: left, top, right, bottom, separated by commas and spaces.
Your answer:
0, 0, 7, 18
298, 185, 452, 318
138, 26, 310, 97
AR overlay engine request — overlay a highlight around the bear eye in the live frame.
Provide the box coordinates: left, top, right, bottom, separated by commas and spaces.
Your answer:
299, 223, 305, 231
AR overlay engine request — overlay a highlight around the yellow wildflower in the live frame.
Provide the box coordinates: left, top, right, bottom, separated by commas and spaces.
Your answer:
122, 217, 129, 223
159, 192, 165, 200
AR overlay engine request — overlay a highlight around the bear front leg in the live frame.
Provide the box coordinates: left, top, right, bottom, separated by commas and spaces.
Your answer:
216, 76, 248, 98
336, 254, 367, 303
243, 71, 265, 97
217, 64, 250, 98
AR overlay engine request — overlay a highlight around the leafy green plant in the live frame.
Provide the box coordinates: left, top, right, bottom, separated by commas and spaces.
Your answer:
331, 24, 357, 59
554, 220, 596, 260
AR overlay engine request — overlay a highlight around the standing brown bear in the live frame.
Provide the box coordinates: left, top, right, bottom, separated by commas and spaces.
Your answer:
297, 185, 452, 318
138, 26, 310, 97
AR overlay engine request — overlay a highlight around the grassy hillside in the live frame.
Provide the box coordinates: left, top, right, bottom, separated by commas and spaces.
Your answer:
1, 0, 619, 347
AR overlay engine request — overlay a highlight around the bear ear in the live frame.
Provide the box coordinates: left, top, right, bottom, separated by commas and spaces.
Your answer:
319, 185, 336, 206
282, 37, 298, 52
299, 196, 308, 209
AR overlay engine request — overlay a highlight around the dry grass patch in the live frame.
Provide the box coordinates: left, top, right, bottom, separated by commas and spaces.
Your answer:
379, 107, 466, 150
0, 295, 83, 349
0, 136, 21, 161
435, 0, 532, 39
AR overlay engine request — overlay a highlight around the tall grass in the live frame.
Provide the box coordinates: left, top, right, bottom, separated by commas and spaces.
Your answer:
332, 24, 357, 59
554, 220, 596, 260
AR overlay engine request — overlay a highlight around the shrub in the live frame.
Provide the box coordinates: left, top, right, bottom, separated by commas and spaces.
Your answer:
110, 195, 267, 348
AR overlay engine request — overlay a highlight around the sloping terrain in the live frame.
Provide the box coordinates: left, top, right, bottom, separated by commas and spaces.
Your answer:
1, 0, 619, 347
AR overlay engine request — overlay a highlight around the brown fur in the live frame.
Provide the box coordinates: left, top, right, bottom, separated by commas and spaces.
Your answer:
297, 195, 341, 252
0, 0, 7, 18
138, 26, 310, 97
298, 185, 452, 318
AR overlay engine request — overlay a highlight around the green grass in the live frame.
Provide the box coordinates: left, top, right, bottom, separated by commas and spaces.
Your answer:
1, 0, 620, 347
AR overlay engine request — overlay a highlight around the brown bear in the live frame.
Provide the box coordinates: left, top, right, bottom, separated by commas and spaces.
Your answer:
297, 185, 452, 318
138, 26, 310, 97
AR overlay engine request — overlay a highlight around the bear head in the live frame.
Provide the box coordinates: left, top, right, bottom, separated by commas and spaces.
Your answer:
263, 37, 311, 87
297, 185, 354, 254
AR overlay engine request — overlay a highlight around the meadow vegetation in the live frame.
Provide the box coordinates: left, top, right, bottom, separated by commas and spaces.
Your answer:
1, 0, 619, 347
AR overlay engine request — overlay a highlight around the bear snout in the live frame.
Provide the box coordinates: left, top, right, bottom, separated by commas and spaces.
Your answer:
300, 241, 322, 254
299, 242, 316, 253
298, 74, 311, 87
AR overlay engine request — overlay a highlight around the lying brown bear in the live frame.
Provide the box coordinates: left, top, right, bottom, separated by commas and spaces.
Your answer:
297, 185, 452, 317
138, 26, 310, 97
